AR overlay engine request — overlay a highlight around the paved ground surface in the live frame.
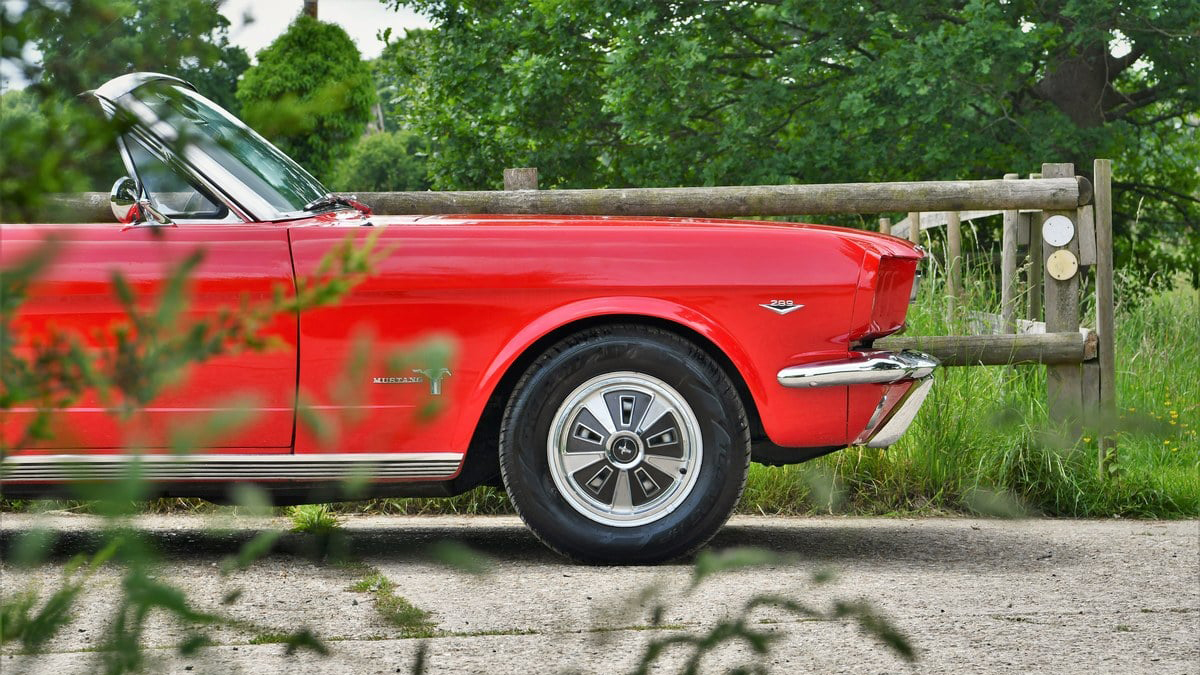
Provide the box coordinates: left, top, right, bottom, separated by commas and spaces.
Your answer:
0, 514, 1196, 674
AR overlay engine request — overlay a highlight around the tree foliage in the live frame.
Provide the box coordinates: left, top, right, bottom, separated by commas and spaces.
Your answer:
331, 131, 431, 192
0, 0, 249, 207
22, 0, 249, 113
236, 15, 376, 182
384, 0, 1200, 282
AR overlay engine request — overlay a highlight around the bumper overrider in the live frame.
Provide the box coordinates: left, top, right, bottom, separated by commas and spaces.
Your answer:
777, 350, 939, 448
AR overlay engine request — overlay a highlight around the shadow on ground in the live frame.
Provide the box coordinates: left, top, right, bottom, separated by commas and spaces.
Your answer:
1, 516, 1079, 572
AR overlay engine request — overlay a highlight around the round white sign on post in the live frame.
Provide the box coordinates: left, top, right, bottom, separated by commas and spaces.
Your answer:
1042, 215, 1075, 247
1046, 249, 1079, 281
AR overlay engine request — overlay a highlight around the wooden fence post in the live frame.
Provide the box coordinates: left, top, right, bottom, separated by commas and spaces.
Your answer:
1001, 173, 1020, 332
503, 167, 539, 191
946, 211, 962, 313
1027, 172, 1044, 322
1041, 163, 1083, 436
1094, 159, 1117, 473
879, 217, 891, 235
908, 211, 921, 245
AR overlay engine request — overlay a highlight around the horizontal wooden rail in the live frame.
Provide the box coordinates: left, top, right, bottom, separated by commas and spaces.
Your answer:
875, 331, 1097, 366
357, 178, 1093, 216
37, 176, 1091, 222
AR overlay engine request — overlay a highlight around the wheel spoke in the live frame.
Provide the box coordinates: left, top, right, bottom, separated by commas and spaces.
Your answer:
571, 458, 618, 505
642, 454, 686, 476
637, 397, 670, 433
640, 410, 684, 459
582, 396, 617, 434
565, 408, 610, 454
610, 469, 633, 512
561, 450, 606, 474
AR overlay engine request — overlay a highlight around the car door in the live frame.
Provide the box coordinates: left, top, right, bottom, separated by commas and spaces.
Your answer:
288, 224, 466, 457
2, 221, 297, 454
1, 146, 298, 454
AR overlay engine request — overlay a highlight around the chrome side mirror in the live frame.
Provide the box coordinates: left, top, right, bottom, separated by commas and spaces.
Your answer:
110, 176, 139, 223
137, 198, 173, 226
109, 176, 173, 226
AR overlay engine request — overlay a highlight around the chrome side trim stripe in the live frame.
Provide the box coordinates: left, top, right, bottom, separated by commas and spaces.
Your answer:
0, 453, 463, 483
777, 350, 939, 388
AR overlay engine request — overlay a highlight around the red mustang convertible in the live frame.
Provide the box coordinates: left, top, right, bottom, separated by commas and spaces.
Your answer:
1, 73, 936, 562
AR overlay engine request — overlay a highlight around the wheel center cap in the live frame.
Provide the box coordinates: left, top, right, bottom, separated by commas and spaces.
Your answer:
606, 431, 644, 469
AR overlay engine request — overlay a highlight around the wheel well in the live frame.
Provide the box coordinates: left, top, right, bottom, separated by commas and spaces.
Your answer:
452, 314, 764, 492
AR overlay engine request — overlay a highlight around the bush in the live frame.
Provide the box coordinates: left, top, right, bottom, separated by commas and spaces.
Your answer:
330, 131, 430, 192
236, 15, 375, 182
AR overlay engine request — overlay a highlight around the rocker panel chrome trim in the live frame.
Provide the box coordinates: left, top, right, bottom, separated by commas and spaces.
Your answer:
0, 453, 463, 483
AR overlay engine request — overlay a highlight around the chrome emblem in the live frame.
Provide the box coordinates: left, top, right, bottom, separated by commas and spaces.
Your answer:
372, 369, 453, 396
413, 368, 452, 396
759, 300, 804, 315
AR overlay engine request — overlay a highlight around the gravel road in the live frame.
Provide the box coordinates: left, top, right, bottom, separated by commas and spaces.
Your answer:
1, 514, 1197, 675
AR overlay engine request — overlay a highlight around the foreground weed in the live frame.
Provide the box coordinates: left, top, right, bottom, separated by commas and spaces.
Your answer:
288, 504, 342, 534
599, 548, 914, 675
348, 570, 436, 637
1, 234, 386, 673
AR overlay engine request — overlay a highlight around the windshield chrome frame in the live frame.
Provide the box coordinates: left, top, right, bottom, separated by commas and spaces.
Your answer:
94, 72, 327, 223
112, 125, 246, 225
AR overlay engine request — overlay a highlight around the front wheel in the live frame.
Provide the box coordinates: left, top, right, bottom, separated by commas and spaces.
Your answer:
499, 325, 750, 564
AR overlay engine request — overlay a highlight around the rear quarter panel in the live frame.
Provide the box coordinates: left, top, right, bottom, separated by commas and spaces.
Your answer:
289, 216, 873, 458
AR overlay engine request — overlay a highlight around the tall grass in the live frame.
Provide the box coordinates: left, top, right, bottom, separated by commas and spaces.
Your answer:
743, 238, 1199, 518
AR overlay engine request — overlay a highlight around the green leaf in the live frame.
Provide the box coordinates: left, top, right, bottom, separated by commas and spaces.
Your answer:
220, 530, 283, 575
691, 547, 782, 587
427, 540, 491, 576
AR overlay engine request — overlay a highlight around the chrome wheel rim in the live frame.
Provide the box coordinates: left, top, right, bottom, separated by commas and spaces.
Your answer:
547, 372, 703, 527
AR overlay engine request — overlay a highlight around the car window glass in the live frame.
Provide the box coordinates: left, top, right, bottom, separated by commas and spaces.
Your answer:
125, 138, 227, 219
132, 82, 326, 215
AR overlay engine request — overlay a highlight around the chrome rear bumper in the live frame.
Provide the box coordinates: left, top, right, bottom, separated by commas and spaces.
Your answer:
776, 350, 939, 448
860, 377, 934, 447
777, 350, 938, 387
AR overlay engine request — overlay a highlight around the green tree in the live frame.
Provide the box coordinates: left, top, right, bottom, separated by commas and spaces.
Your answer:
1, 0, 250, 205
26, 0, 249, 114
330, 131, 431, 192
236, 15, 376, 182
384, 0, 1200, 283
372, 28, 431, 133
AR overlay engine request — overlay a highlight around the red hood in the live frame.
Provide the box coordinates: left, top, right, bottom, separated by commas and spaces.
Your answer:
370, 213, 925, 260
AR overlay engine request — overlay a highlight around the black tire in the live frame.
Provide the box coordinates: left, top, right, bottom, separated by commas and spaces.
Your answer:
499, 324, 750, 564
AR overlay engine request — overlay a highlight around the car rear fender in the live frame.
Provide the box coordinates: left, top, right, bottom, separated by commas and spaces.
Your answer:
451, 296, 763, 454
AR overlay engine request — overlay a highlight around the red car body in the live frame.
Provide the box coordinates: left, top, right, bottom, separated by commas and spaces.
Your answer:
0, 73, 934, 561
3, 213, 921, 461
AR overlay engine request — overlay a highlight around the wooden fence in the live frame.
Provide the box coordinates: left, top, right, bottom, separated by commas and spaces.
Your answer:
874, 161, 1116, 469
43, 160, 1118, 467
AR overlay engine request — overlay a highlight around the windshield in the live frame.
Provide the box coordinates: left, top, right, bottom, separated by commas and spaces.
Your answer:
126, 81, 327, 215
